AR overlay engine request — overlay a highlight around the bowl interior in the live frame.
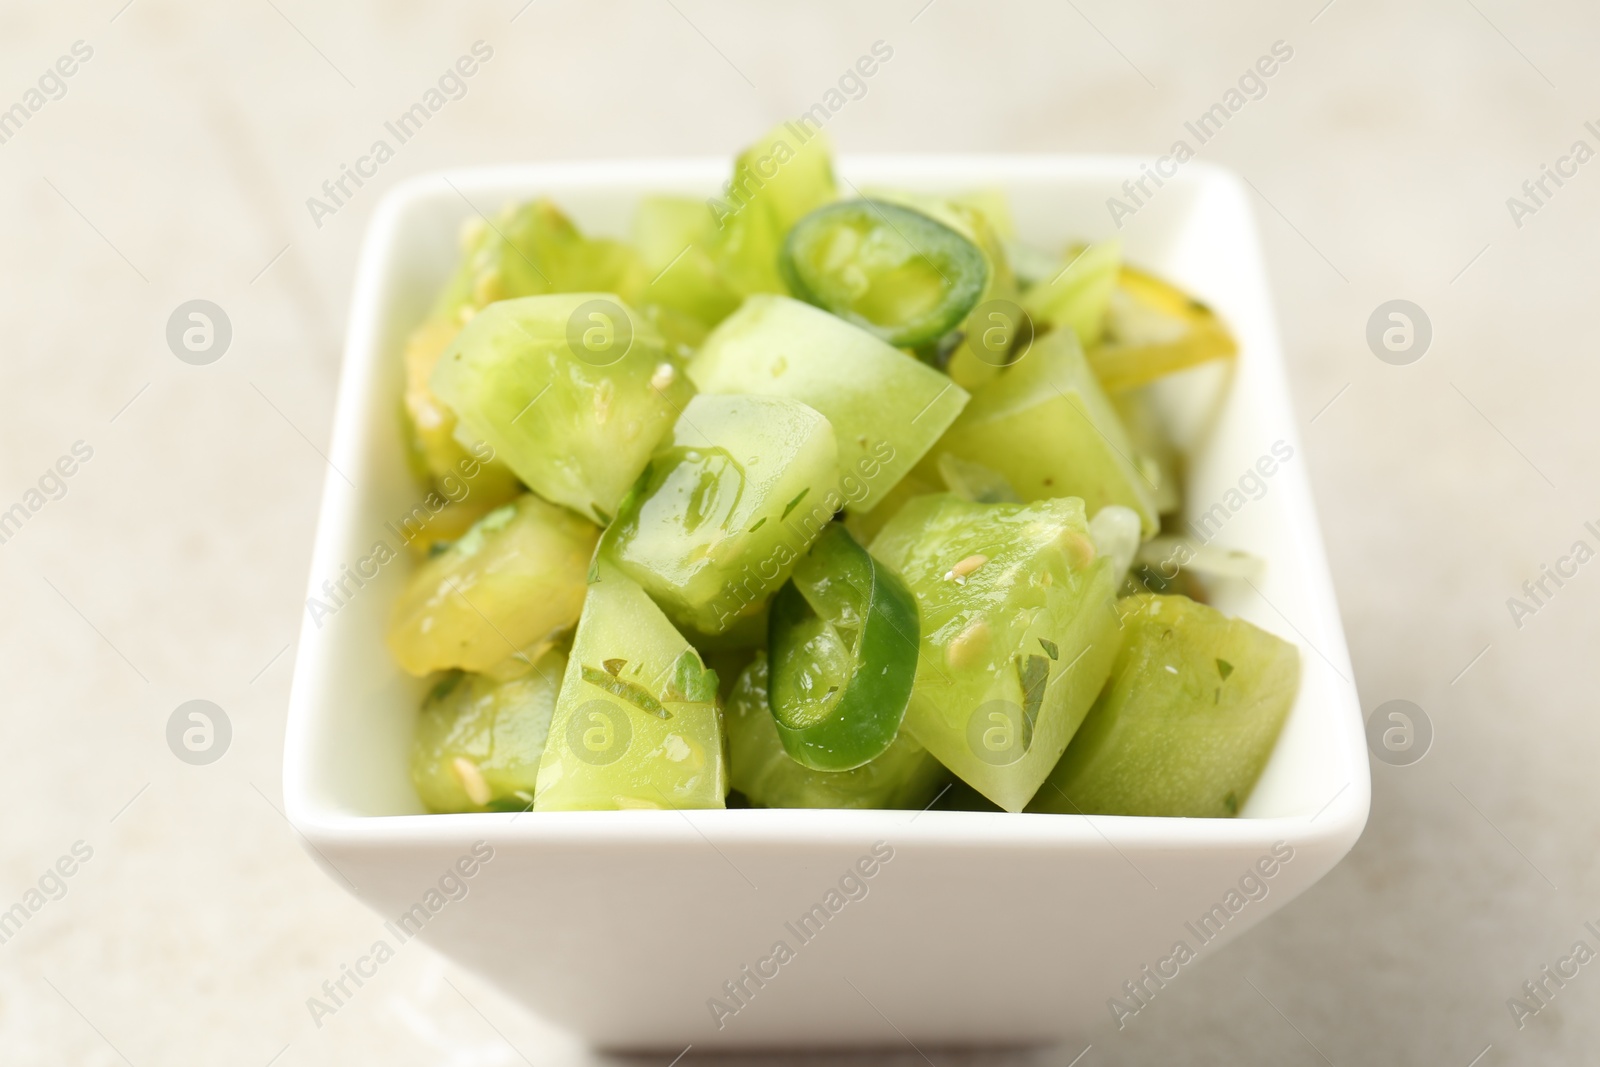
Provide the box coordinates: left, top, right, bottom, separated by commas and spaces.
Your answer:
285, 156, 1365, 832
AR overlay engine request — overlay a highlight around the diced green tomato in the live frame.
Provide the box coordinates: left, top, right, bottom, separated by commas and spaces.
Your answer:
951, 189, 1017, 240
410, 653, 566, 813
938, 304, 1013, 394
779, 199, 990, 348
940, 311, 1013, 393
407, 200, 640, 497
633, 196, 742, 333
432, 199, 645, 324
870, 494, 1124, 812
1020, 239, 1122, 347
397, 317, 522, 554
401, 316, 467, 479
535, 563, 725, 810
634, 196, 712, 267
604, 394, 839, 637
725, 654, 946, 808
707, 124, 838, 297
640, 303, 713, 361
689, 295, 969, 511
1088, 265, 1237, 393
387, 494, 600, 677
1029, 594, 1299, 818
767, 525, 920, 771
400, 316, 524, 501
430, 293, 694, 524
920, 329, 1159, 538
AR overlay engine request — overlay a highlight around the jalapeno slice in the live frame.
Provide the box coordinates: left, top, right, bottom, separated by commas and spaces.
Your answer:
779, 199, 990, 349
767, 524, 920, 771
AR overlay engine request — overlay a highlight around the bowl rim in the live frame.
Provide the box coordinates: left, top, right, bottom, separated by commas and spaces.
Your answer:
283, 154, 1370, 855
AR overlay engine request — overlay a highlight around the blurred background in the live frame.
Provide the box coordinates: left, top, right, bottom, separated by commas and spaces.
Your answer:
1, 0, 1595, 1064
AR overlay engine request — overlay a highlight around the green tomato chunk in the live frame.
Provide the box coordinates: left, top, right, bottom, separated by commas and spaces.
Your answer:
534, 563, 726, 810
431, 199, 645, 324
1020, 239, 1122, 348
707, 124, 838, 297
386, 494, 599, 677
870, 494, 1124, 812
690, 294, 968, 512
430, 293, 694, 524
919, 329, 1159, 538
1030, 594, 1299, 818
633, 196, 742, 336
605, 394, 839, 637
726, 654, 947, 809
410, 654, 566, 813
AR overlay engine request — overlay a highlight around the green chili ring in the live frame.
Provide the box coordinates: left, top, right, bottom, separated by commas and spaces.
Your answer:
780, 198, 990, 349
767, 524, 920, 771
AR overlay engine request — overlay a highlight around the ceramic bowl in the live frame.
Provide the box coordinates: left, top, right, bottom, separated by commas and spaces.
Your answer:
282, 155, 1369, 1050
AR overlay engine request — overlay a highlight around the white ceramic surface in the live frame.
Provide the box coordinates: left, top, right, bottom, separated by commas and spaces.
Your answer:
282, 156, 1369, 1050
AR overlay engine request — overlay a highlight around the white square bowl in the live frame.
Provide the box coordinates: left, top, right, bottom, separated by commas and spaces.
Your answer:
283, 156, 1369, 1051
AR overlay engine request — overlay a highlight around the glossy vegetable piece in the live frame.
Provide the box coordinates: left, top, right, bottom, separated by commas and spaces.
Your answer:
1087, 265, 1238, 393
952, 189, 1016, 239
919, 329, 1159, 538
430, 293, 694, 524
767, 525, 920, 771
707, 124, 838, 297
1029, 594, 1299, 817
1020, 240, 1122, 347
410, 653, 566, 813
605, 394, 839, 637
400, 316, 524, 503
405, 199, 644, 487
387, 494, 599, 677
870, 494, 1124, 812
690, 295, 968, 512
780, 198, 989, 348
535, 563, 726, 810
432, 198, 645, 323
633, 196, 742, 337
726, 654, 946, 808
